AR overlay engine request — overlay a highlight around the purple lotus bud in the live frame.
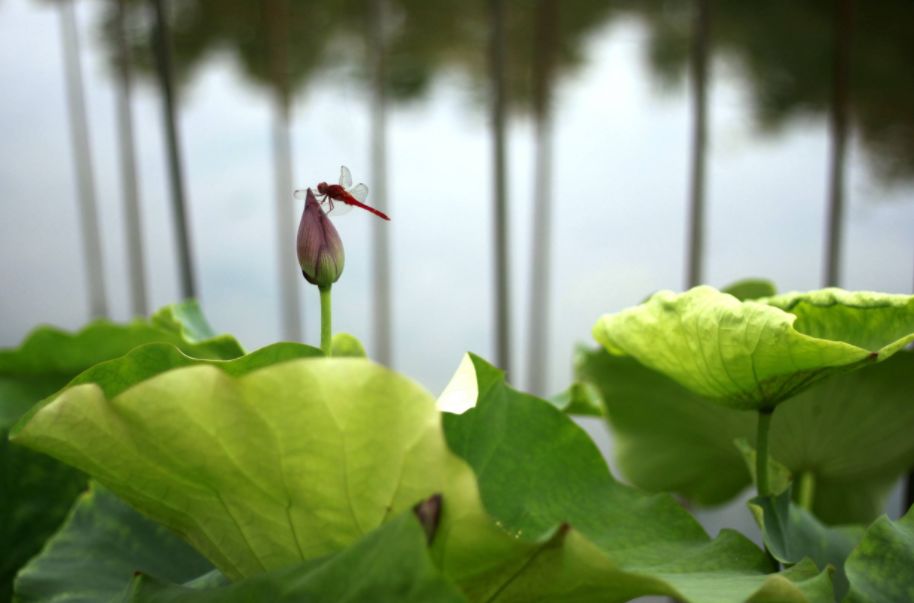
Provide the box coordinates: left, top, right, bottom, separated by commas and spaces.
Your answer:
296, 188, 344, 288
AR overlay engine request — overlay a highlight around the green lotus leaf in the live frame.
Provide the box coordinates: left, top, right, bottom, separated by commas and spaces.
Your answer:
0, 301, 243, 601
1, 301, 242, 430
843, 506, 914, 603
722, 278, 778, 301
330, 333, 367, 358
575, 348, 753, 505
439, 354, 834, 603
1, 436, 86, 603
547, 381, 605, 416
750, 490, 865, 599
16, 341, 322, 430
148, 303, 241, 353
763, 290, 914, 358
576, 347, 914, 523
125, 510, 467, 603
17, 484, 464, 603
11, 357, 484, 581
8, 351, 533, 598
14, 483, 215, 603
592, 286, 914, 410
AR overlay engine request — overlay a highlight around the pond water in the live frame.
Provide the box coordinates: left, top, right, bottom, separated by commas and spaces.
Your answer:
1, 0, 912, 533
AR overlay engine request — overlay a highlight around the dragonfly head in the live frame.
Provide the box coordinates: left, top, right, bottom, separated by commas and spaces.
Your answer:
316, 182, 329, 195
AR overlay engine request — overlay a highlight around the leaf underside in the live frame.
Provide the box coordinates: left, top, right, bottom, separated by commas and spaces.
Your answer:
593, 286, 914, 410
576, 347, 914, 524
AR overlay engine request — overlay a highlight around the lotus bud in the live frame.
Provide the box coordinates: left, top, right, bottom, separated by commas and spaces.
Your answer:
296, 188, 344, 288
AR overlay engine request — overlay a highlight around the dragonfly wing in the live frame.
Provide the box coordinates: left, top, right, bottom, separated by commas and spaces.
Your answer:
348, 183, 369, 203
321, 192, 352, 216
339, 165, 353, 188
293, 189, 309, 200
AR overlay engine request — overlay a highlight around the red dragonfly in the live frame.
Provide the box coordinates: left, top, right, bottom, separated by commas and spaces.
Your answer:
294, 166, 390, 221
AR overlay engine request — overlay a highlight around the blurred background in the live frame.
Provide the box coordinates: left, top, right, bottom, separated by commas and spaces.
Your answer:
1, 0, 913, 537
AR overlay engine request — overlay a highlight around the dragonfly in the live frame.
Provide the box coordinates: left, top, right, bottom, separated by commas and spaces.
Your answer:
294, 166, 390, 221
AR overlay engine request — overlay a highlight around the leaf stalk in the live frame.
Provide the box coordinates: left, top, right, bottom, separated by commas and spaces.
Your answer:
756, 409, 773, 497
319, 285, 332, 356
797, 471, 816, 511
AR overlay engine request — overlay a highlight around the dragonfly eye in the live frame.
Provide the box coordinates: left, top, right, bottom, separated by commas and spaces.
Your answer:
317, 182, 328, 194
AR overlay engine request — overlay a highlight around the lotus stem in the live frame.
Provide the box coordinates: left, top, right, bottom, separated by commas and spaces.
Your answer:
797, 471, 816, 511
320, 285, 332, 356
756, 409, 773, 497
